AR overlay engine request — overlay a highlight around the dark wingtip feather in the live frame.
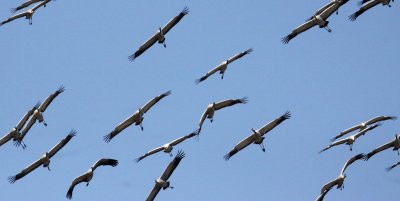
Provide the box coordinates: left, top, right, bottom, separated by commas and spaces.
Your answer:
163, 90, 172, 97
329, 137, 338, 142
390, 116, 397, 120
354, 153, 365, 160
58, 85, 65, 93
135, 156, 144, 163
223, 153, 231, 161
128, 54, 136, 62
109, 159, 119, 167
8, 176, 17, 184
195, 76, 206, 84
10, 8, 17, 14
182, 6, 189, 15
385, 163, 397, 172
66, 187, 73, 199
348, 13, 358, 21
245, 48, 253, 54
103, 133, 112, 143
239, 97, 248, 104
176, 150, 185, 159
68, 129, 77, 137
283, 111, 291, 119
281, 36, 291, 44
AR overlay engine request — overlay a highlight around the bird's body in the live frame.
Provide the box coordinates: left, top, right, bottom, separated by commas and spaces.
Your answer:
146, 150, 185, 201
14, 86, 65, 148
364, 134, 400, 160
136, 131, 198, 162
320, 124, 380, 152
8, 130, 76, 183
282, 0, 350, 44
349, 0, 393, 21
196, 48, 252, 83
224, 111, 291, 160
128, 7, 189, 61
66, 158, 118, 199
104, 90, 171, 142
331, 116, 396, 142
198, 97, 248, 132
317, 154, 364, 200
1, 0, 49, 26
0, 103, 39, 147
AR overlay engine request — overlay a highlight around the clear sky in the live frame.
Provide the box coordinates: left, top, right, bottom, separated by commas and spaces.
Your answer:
1, 1, 399, 201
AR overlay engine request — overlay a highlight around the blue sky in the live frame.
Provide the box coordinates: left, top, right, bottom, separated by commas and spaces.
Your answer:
1, 0, 399, 200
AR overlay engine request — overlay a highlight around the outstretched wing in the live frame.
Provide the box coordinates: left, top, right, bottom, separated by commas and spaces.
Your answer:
170, 130, 199, 146
91, 158, 118, 171
0, 131, 14, 146
8, 158, 43, 183
224, 134, 255, 160
319, 138, 349, 153
365, 116, 397, 125
195, 64, 223, 84
38, 85, 65, 112
66, 172, 89, 199
146, 184, 162, 201
31, 0, 50, 12
320, 177, 340, 194
1, 12, 28, 26
128, 34, 158, 61
160, 150, 185, 181
198, 107, 210, 131
161, 7, 189, 35
386, 161, 400, 172
354, 124, 380, 139
349, 0, 380, 21
281, 19, 317, 44
15, 103, 39, 130
258, 111, 291, 136
11, 0, 44, 14
332, 124, 363, 142
140, 90, 171, 113
135, 146, 164, 162
16, 113, 38, 145
315, 186, 331, 201
48, 130, 76, 158
103, 113, 139, 143
226, 48, 252, 64
364, 139, 395, 160
340, 153, 364, 175
213, 97, 248, 110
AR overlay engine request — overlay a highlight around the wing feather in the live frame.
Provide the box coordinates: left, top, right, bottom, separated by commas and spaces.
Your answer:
8, 158, 43, 183
140, 90, 171, 113
91, 158, 118, 171
281, 19, 317, 44
170, 130, 199, 146
104, 113, 139, 142
160, 150, 185, 181
135, 146, 164, 162
340, 153, 364, 175
213, 97, 248, 110
195, 64, 223, 84
128, 34, 158, 61
224, 134, 255, 160
38, 85, 65, 112
349, 0, 380, 21
364, 139, 396, 160
48, 130, 76, 158
146, 184, 162, 201
258, 111, 291, 136
226, 48, 252, 64
161, 7, 189, 35
66, 173, 89, 199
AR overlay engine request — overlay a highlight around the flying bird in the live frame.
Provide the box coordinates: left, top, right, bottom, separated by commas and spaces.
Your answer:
198, 97, 248, 132
349, 0, 394, 21
104, 90, 171, 142
281, 0, 350, 44
146, 150, 185, 201
317, 154, 364, 199
8, 130, 76, 183
224, 111, 291, 160
1, 0, 49, 26
10, 0, 47, 14
195, 48, 252, 83
363, 134, 400, 160
66, 158, 118, 199
0, 103, 39, 147
128, 7, 189, 61
319, 124, 380, 153
14, 85, 65, 148
136, 131, 198, 162
386, 161, 400, 172
330, 115, 396, 142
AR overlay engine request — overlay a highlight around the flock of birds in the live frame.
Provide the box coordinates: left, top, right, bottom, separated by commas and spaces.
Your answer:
1, 0, 397, 201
